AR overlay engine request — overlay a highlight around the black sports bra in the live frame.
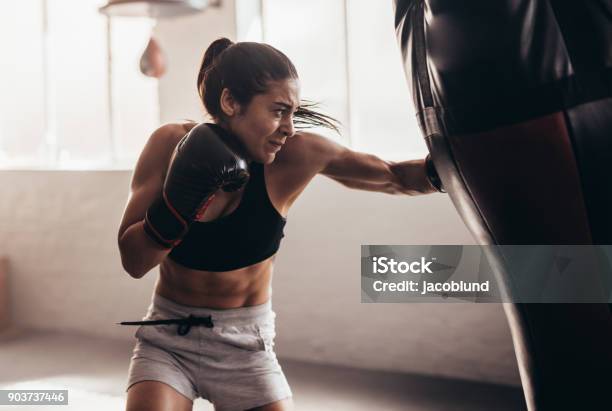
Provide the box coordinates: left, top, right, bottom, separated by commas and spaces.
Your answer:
168, 161, 286, 271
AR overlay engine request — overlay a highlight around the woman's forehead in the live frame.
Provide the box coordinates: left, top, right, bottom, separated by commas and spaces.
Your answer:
263, 79, 300, 107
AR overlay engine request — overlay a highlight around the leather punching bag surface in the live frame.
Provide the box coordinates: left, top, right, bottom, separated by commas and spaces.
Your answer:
393, 1, 612, 410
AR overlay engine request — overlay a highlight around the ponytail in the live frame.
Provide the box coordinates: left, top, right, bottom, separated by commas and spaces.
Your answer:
197, 37, 234, 117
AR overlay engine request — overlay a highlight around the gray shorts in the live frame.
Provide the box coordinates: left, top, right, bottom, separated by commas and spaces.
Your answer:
126, 293, 292, 411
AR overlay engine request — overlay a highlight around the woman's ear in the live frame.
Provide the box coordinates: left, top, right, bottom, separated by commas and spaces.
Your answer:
220, 88, 240, 117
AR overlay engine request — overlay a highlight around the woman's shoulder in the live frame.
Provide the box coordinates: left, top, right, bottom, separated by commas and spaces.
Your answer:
150, 122, 199, 146
137, 122, 198, 171
180, 121, 199, 134
162, 121, 198, 137
277, 131, 320, 159
276, 131, 341, 165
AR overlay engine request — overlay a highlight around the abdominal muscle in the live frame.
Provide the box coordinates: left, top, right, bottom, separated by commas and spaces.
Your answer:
155, 256, 275, 309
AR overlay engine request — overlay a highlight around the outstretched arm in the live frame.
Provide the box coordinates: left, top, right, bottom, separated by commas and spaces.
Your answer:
329, 159, 436, 195
306, 133, 437, 195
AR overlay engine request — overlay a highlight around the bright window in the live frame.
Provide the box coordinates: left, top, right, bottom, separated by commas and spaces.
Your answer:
259, 0, 426, 159
0, 0, 158, 170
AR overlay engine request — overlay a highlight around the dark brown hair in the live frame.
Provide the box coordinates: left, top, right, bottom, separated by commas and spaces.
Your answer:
197, 38, 339, 133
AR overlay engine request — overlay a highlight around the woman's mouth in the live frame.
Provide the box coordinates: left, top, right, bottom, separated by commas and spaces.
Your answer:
268, 140, 284, 151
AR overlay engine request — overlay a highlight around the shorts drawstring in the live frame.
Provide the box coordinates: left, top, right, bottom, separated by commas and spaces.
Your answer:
119, 314, 214, 336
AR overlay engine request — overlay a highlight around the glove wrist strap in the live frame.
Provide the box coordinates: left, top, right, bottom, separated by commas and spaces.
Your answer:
143, 194, 189, 248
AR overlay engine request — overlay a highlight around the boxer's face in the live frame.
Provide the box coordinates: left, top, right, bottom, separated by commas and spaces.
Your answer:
222, 78, 300, 164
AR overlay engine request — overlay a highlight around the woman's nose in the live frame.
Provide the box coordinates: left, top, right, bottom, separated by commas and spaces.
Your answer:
280, 118, 295, 138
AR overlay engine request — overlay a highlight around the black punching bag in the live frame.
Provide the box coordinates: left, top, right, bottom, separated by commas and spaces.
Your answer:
393, 1, 612, 410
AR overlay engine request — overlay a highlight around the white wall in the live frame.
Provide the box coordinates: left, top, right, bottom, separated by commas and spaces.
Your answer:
0, 0, 521, 387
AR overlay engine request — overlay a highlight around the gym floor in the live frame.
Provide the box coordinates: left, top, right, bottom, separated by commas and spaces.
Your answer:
0, 328, 526, 411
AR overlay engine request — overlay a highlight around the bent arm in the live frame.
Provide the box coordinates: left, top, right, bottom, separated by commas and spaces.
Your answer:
117, 125, 180, 278
118, 193, 173, 279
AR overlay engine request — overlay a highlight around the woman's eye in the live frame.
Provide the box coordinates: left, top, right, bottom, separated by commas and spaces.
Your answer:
274, 110, 284, 117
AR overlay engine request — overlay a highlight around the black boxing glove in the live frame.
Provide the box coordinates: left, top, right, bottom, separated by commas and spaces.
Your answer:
143, 123, 250, 248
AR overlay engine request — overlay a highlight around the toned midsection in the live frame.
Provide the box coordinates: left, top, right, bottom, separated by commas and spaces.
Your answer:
155, 257, 275, 308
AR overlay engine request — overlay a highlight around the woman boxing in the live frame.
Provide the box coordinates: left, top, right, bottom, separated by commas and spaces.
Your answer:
117, 37, 439, 411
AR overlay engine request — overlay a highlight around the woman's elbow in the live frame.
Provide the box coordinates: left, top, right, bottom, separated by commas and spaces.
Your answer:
121, 258, 146, 279
120, 253, 142, 279
118, 238, 146, 279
